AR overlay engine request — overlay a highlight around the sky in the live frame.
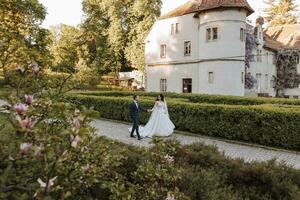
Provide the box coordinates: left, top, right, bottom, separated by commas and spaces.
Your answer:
39, 0, 299, 28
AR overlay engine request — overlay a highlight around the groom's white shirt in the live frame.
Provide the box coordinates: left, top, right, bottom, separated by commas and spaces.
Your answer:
134, 100, 138, 109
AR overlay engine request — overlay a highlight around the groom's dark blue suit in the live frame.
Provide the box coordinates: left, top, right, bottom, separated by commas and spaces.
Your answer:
129, 101, 146, 140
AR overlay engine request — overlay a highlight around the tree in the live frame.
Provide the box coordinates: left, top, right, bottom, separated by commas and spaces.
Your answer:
0, 0, 51, 82
49, 24, 80, 73
126, 0, 162, 73
264, 0, 299, 26
81, 0, 162, 78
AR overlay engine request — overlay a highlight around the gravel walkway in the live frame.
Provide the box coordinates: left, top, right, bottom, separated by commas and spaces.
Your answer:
91, 119, 300, 169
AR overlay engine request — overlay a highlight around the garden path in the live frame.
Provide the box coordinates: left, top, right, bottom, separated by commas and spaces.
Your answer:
92, 119, 300, 169
1, 99, 300, 169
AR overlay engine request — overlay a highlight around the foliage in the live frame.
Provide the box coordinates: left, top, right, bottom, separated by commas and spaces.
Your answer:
70, 90, 300, 106
177, 143, 300, 200
274, 50, 300, 97
264, 0, 299, 26
245, 32, 257, 89
0, 63, 186, 199
49, 24, 80, 73
65, 94, 300, 150
81, 0, 162, 76
0, 0, 52, 82
2, 111, 300, 199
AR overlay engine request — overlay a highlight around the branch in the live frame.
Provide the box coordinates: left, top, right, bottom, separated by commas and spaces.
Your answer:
0, 185, 32, 192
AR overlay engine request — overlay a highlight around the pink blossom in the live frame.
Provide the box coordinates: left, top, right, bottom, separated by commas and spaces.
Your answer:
20, 143, 32, 155
25, 95, 33, 105
81, 164, 91, 172
71, 135, 82, 148
166, 193, 176, 200
38, 176, 57, 192
16, 66, 25, 74
13, 103, 28, 115
73, 118, 82, 130
9, 155, 15, 161
164, 154, 174, 164
33, 65, 40, 74
34, 144, 44, 157
30, 61, 40, 74
21, 118, 34, 129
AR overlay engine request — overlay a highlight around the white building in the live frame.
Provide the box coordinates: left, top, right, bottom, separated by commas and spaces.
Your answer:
144, 0, 300, 98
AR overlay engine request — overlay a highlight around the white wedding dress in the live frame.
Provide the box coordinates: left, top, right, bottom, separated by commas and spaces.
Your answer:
131, 100, 175, 138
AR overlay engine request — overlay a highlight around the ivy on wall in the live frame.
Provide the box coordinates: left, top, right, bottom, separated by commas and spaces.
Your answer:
245, 32, 256, 89
274, 50, 300, 97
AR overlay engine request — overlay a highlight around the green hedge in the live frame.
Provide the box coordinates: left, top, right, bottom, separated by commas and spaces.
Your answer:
70, 90, 300, 106
65, 94, 300, 151
70, 90, 187, 99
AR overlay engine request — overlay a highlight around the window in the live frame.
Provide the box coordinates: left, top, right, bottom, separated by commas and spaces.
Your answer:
240, 28, 246, 41
208, 72, 214, 84
171, 23, 179, 35
273, 54, 277, 65
259, 31, 262, 40
256, 73, 261, 91
183, 79, 192, 93
171, 24, 175, 35
257, 49, 262, 62
206, 28, 211, 41
212, 27, 218, 40
175, 23, 179, 33
160, 44, 166, 58
270, 77, 276, 88
295, 55, 299, 64
184, 41, 191, 56
160, 79, 167, 92
265, 74, 269, 90
241, 72, 244, 84
206, 27, 218, 41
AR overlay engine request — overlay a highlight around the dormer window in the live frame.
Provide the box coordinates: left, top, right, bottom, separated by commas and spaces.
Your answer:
206, 27, 219, 41
257, 49, 262, 62
171, 23, 179, 35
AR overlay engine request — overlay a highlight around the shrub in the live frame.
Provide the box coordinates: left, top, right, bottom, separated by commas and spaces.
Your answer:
176, 143, 300, 200
65, 94, 300, 151
70, 90, 300, 106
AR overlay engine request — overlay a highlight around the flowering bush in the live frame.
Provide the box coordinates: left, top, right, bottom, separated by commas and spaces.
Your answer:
0, 64, 187, 199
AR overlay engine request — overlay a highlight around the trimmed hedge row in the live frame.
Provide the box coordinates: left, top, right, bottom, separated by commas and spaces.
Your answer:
65, 94, 300, 151
70, 90, 300, 106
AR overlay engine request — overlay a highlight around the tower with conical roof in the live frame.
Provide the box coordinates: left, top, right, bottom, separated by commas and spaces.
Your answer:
145, 0, 254, 96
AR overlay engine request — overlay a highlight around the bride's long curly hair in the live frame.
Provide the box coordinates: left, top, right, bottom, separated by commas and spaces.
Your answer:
156, 94, 164, 102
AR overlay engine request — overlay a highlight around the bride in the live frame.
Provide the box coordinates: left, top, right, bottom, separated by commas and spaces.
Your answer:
136, 94, 175, 138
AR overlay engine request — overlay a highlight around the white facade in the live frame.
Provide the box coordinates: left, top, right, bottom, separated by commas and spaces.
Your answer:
246, 24, 277, 97
145, 6, 298, 97
145, 10, 248, 96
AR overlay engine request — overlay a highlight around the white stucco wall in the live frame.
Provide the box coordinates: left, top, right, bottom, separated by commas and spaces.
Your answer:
198, 10, 247, 60
145, 13, 199, 65
198, 61, 245, 96
146, 64, 199, 93
145, 9, 249, 96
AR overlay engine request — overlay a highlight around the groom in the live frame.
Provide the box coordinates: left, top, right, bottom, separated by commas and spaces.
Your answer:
129, 95, 148, 140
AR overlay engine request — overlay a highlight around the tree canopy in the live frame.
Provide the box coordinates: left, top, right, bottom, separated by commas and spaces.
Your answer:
0, 0, 51, 81
264, 0, 299, 26
81, 0, 162, 76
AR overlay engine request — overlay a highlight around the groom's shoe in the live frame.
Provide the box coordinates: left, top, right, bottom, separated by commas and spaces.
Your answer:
130, 135, 136, 138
